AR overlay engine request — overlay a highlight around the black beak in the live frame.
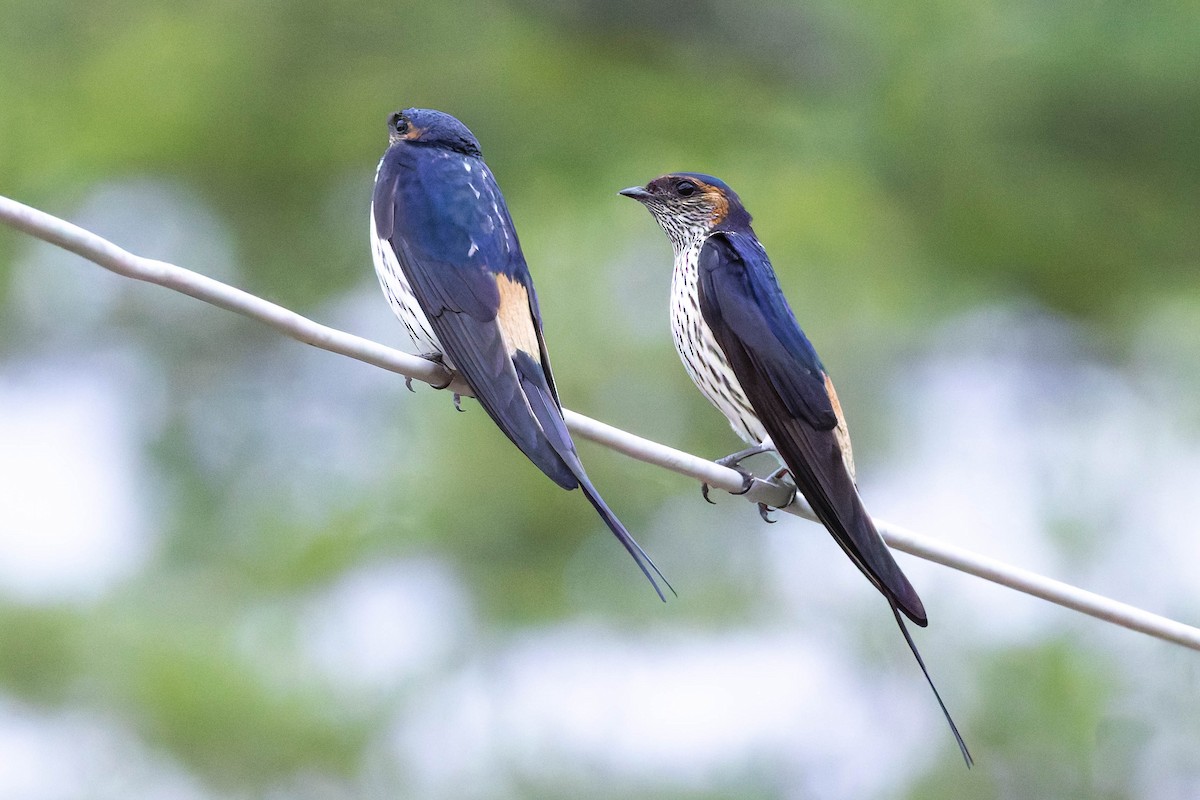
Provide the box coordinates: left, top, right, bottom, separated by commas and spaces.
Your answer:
619, 186, 651, 201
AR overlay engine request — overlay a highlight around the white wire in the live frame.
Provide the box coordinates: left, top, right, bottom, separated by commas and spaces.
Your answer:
3, 193, 1198, 652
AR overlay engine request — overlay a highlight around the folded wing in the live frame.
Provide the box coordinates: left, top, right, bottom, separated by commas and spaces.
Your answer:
696, 231, 926, 625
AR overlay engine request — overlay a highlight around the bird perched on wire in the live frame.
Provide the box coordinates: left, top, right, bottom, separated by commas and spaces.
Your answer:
622, 173, 970, 763
370, 108, 669, 600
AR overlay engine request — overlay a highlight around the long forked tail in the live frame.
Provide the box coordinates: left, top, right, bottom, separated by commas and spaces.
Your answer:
577, 473, 676, 602
512, 351, 674, 601
891, 604, 973, 767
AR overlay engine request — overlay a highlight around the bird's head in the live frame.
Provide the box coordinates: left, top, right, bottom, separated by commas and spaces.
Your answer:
386, 108, 482, 158
620, 173, 750, 251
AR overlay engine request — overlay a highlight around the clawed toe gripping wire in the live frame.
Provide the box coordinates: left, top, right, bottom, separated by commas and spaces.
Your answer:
701, 446, 795, 524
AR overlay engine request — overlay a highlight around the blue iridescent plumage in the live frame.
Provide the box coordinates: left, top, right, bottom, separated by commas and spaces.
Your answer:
371, 109, 669, 600
624, 172, 971, 765
696, 229, 927, 620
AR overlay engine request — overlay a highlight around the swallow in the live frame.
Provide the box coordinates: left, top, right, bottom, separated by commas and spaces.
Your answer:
370, 108, 669, 600
622, 172, 970, 763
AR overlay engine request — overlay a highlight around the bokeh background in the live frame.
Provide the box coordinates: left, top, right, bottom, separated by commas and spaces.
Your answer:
2, 1, 1199, 797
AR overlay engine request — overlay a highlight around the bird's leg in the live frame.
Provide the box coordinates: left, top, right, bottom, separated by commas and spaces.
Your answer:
756, 465, 796, 524
717, 443, 775, 468
701, 443, 775, 503
407, 352, 461, 408
427, 353, 454, 391
405, 353, 454, 392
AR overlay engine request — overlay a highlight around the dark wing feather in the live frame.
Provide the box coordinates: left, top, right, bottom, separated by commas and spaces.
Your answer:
375, 150, 670, 599
697, 231, 926, 626
699, 233, 971, 764
375, 151, 575, 488
514, 352, 672, 601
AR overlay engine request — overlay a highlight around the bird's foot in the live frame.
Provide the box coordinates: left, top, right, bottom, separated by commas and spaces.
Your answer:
406, 353, 453, 391
425, 353, 454, 391
700, 443, 773, 503
729, 465, 755, 495
700, 462, 754, 504
755, 467, 797, 524
409, 374, 453, 392
768, 466, 797, 506
452, 393, 465, 412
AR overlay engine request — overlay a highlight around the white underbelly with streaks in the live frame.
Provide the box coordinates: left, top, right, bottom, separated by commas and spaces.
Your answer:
670, 241, 768, 445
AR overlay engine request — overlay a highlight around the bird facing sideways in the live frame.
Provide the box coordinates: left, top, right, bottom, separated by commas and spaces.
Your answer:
622, 173, 971, 764
369, 108, 669, 600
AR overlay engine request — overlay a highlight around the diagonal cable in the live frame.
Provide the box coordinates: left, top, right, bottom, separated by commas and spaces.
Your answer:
2, 193, 1198, 652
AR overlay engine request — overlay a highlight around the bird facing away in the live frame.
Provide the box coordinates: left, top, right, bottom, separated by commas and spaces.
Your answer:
370, 108, 669, 600
622, 173, 970, 763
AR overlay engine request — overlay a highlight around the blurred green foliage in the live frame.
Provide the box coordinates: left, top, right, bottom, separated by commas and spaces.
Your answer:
4, 0, 1196, 319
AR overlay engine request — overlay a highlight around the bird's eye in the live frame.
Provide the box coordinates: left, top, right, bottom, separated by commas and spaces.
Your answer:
676, 180, 697, 197
393, 117, 410, 134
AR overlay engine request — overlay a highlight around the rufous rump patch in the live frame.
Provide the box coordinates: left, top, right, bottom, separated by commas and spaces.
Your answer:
495, 273, 540, 356
824, 372, 857, 481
